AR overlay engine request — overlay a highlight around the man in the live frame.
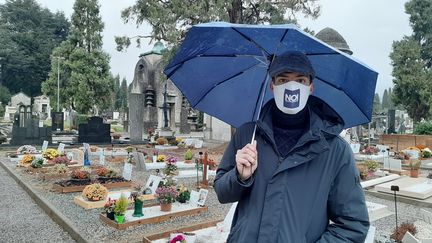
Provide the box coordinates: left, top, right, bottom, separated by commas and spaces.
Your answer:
214, 51, 369, 242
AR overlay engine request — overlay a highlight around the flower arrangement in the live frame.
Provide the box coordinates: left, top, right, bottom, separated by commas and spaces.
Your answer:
422, 148, 432, 158
114, 194, 129, 215
42, 148, 60, 160
164, 156, 178, 176
96, 167, 109, 177
157, 154, 166, 162
184, 149, 193, 161
71, 167, 91, 179
409, 159, 421, 170
361, 146, 379, 155
170, 234, 186, 243
364, 160, 379, 172
155, 186, 179, 204
49, 164, 68, 174
176, 185, 190, 203
82, 183, 108, 201
104, 198, 117, 214
31, 158, 45, 168
51, 155, 70, 165
20, 154, 35, 166
156, 137, 168, 145
17, 145, 37, 154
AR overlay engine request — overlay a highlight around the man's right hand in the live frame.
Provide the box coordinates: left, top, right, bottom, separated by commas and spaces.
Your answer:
236, 141, 258, 181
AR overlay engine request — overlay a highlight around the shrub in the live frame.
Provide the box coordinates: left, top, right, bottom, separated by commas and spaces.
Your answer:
390, 222, 417, 243
184, 149, 193, 160
414, 121, 432, 135
114, 194, 129, 215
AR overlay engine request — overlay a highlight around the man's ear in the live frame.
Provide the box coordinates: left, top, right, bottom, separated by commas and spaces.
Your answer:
310, 83, 314, 94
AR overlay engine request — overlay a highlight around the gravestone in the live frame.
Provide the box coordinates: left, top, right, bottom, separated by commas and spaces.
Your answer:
10, 109, 52, 145
78, 116, 111, 143
180, 107, 191, 134
383, 158, 402, 171
51, 112, 64, 131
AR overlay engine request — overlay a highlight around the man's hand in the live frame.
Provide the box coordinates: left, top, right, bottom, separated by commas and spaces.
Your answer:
236, 141, 258, 181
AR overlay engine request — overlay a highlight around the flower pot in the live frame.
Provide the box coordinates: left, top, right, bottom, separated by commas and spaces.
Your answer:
114, 214, 125, 224
185, 159, 192, 164
160, 203, 172, 212
107, 212, 115, 220
184, 232, 197, 243
410, 169, 419, 178
132, 200, 144, 217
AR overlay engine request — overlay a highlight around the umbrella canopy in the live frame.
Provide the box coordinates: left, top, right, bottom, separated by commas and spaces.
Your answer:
164, 22, 378, 128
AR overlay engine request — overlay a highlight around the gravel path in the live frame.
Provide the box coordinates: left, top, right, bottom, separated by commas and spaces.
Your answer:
0, 164, 75, 243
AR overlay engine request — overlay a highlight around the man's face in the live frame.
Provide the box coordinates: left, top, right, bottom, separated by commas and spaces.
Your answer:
270, 72, 314, 93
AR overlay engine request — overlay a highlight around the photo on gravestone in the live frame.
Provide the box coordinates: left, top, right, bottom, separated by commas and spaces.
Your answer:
145, 175, 162, 194
197, 189, 208, 206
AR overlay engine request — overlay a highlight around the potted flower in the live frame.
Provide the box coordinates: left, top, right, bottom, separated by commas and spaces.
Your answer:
17, 145, 37, 154
114, 194, 129, 223
50, 155, 70, 165
104, 198, 116, 220
156, 137, 168, 145
164, 156, 178, 176
71, 167, 91, 181
31, 158, 45, 168
409, 159, 421, 178
42, 148, 60, 161
364, 160, 379, 177
170, 234, 186, 243
176, 185, 190, 203
184, 149, 193, 163
82, 183, 108, 201
155, 185, 179, 212
20, 154, 35, 167
157, 154, 166, 163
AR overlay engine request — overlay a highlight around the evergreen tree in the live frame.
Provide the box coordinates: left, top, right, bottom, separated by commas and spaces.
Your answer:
390, 0, 432, 122
119, 78, 128, 112
42, 0, 112, 114
0, 0, 69, 96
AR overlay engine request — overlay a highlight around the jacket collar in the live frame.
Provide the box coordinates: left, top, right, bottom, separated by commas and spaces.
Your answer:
256, 97, 343, 157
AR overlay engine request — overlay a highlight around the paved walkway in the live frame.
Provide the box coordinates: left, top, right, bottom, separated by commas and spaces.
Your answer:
0, 165, 75, 243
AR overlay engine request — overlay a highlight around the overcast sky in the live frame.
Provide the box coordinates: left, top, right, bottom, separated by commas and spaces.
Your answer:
2, 0, 412, 98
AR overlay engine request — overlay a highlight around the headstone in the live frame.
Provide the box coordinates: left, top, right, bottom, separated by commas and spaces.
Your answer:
189, 190, 199, 206
382, 158, 402, 171
41, 140, 49, 151
135, 152, 145, 171
145, 175, 162, 194
10, 113, 52, 146
197, 189, 208, 206
57, 143, 65, 154
402, 231, 420, 243
51, 112, 64, 131
78, 116, 111, 143
122, 163, 133, 181
180, 107, 191, 134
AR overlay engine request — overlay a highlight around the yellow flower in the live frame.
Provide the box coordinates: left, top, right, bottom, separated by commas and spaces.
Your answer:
157, 155, 166, 162
20, 155, 35, 166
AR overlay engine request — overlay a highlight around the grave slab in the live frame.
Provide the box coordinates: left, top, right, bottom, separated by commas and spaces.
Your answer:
144, 161, 196, 170
366, 201, 393, 222
100, 203, 208, 230
375, 177, 432, 199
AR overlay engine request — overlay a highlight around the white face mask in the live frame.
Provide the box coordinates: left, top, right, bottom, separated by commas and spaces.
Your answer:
273, 81, 310, 114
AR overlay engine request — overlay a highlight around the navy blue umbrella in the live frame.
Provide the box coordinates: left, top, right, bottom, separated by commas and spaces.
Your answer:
164, 22, 378, 129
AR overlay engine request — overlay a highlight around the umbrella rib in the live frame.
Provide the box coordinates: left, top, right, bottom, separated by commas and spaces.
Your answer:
192, 62, 264, 107
231, 27, 271, 56
315, 76, 370, 121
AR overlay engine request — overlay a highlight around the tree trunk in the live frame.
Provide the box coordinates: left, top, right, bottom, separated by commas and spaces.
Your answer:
229, 0, 243, 23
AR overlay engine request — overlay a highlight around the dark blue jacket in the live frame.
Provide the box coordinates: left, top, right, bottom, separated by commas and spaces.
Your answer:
214, 98, 369, 243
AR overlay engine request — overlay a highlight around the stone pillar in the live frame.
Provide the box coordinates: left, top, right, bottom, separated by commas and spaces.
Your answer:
129, 93, 145, 142
180, 108, 190, 134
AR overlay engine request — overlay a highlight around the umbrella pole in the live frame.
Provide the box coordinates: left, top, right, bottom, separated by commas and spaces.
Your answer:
241, 74, 270, 178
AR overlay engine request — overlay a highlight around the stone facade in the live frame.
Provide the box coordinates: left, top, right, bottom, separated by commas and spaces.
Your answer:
33, 95, 52, 120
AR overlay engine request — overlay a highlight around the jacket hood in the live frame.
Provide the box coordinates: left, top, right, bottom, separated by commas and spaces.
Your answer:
258, 96, 344, 139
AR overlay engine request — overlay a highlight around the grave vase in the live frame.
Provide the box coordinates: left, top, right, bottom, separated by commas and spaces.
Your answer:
160, 203, 172, 212
132, 200, 144, 217
107, 212, 115, 220
114, 214, 125, 224
410, 169, 419, 178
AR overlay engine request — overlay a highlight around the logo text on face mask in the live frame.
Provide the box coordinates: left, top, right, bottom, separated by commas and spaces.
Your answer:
283, 89, 300, 108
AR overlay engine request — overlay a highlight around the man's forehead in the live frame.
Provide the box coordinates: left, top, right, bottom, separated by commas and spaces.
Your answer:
277, 72, 308, 78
